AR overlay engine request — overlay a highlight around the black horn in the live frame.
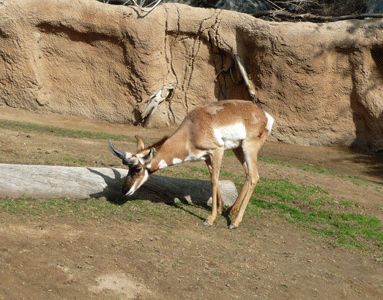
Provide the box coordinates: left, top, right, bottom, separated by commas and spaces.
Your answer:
108, 139, 125, 160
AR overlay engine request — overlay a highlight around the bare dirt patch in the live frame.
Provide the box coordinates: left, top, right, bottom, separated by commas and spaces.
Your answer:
1, 106, 383, 299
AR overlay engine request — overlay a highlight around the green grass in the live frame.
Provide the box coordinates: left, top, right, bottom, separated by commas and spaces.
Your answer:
0, 197, 206, 226
0, 119, 133, 142
258, 156, 380, 186
162, 166, 383, 252
258, 156, 336, 175
249, 177, 383, 251
0, 197, 136, 221
184, 166, 383, 251
254, 178, 329, 202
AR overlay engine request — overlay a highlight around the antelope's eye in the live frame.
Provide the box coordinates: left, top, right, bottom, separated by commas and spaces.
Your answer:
130, 165, 142, 172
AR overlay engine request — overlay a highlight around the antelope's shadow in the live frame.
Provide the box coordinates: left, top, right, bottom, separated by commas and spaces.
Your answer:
87, 168, 237, 223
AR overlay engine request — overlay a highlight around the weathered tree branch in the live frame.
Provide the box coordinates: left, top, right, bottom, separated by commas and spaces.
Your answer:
234, 54, 255, 99
130, 0, 162, 15
253, 10, 383, 22
99, 0, 162, 15
138, 83, 174, 122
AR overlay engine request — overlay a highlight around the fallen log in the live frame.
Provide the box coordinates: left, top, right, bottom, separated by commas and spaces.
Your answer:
0, 164, 238, 206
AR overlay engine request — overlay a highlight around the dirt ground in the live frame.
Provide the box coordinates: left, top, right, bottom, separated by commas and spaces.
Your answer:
1, 106, 383, 300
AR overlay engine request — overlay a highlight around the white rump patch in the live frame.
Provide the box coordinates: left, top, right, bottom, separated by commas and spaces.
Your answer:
265, 112, 274, 133
213, 123, 246, 150
158, 159, 168, 169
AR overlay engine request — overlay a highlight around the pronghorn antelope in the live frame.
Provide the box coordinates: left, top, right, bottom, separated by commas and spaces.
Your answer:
109, 100, 274, 229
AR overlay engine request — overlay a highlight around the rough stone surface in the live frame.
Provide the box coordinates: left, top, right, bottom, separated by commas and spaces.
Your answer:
0, 0, 383, 151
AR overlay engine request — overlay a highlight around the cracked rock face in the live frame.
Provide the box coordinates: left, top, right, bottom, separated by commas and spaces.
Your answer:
1, 0, 383, 151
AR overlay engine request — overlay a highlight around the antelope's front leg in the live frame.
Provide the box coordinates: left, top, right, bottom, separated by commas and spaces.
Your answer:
203, 187, 219, 227
205, 157, 223, 215
203, 148, 224, 227
216, 187, 223, 215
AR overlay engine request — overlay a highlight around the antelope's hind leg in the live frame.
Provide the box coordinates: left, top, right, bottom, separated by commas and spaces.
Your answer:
229, 141, 263, 230
226, 147, 248, 216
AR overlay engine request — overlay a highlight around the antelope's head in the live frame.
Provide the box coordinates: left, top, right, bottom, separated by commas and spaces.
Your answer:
109, 136, 155, 196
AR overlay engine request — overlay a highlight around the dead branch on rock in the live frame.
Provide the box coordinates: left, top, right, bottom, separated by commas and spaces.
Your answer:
130, 0, 162, 15
100, 0, 162, 15
138, 83, 174, 122
234, 54, 255, 99
253, 10, 383, 22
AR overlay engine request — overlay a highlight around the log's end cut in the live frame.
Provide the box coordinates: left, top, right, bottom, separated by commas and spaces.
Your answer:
0, 164, 238, 206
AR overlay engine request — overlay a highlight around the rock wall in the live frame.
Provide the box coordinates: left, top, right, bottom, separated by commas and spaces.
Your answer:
0, 0, 382, 151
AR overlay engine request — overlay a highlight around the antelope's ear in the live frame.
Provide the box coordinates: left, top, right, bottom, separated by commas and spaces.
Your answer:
149, 147, 156, 160
142, 148, 156, 164
135, 135, 145, 151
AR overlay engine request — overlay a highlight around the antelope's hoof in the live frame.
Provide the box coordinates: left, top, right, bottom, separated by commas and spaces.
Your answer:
229, 224, 238, 230
203, 221, 212, 227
